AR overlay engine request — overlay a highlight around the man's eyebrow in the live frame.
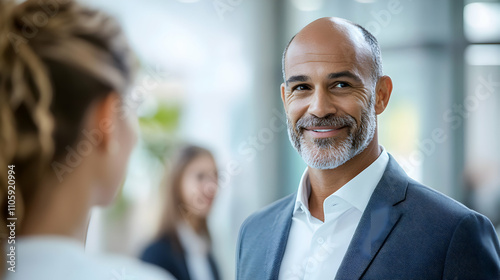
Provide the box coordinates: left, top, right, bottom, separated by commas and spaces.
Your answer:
327, 71, 362, 83
286, 71, 362, 86
286, 75, 310, 86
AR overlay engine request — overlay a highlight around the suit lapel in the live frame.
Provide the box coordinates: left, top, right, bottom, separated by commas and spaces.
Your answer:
264, 194, 296, 280
336, 155, 409, 280
208, 253, 220, 280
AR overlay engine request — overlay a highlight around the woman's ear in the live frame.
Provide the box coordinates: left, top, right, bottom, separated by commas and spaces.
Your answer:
374, 76, 393, 115
88, 92, 137, 206
91, 92, 121, 154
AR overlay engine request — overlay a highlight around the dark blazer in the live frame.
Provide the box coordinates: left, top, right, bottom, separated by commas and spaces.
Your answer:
141, 234, 220, 280
236, 155, 500, 279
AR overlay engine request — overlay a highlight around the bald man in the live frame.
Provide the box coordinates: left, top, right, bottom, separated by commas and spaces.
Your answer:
236, 17, 500, 280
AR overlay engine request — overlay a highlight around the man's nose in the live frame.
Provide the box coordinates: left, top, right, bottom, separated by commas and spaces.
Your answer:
307, 87, 337, 118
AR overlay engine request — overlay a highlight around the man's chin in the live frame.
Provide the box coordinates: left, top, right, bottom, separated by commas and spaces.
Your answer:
304, 157, 349, 170
301, 152, 350, 170
299, 141, 356, 168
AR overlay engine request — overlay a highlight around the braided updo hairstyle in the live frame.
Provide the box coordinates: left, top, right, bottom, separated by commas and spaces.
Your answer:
0, 0, 135, 273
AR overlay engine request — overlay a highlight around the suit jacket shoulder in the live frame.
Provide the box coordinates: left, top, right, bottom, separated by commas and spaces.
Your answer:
237, 193, 295, 280
142, 234, 221, 280
393, 181, 500, 279
239, 193, 296, 237
406, 179, 471, 217
140, 235, 191, 280
337, 157, 500, 279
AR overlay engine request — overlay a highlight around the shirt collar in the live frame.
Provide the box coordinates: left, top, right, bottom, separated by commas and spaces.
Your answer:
294, 146, 389, 215
294, 167, 311, 213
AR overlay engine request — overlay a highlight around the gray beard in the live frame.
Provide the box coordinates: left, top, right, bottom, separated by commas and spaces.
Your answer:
287, 103, 377, 170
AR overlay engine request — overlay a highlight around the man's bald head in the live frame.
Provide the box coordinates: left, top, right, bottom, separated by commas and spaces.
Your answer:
281, 17, 383, 84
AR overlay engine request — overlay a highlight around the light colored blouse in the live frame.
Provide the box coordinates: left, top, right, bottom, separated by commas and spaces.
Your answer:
5, 235, 174, 280
177, 223, 215, 280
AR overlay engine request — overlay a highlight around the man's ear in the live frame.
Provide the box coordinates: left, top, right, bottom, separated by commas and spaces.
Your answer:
281, 83, 288, 113
374, 76, 393, 115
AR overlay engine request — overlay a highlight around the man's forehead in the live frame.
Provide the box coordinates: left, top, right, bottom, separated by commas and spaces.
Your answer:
285, 40, 367, 75
287, 47, 357, 65
284, 18, 371, 77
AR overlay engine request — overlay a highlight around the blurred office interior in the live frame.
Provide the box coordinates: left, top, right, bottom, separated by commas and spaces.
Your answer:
82, 0, 500, 279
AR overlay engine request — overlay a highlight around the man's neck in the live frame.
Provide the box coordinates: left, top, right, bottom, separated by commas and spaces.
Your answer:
308, 139, 381, 222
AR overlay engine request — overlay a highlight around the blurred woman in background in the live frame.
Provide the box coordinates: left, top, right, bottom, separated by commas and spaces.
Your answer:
141, 145, 220, 280
0, 0, 173, 279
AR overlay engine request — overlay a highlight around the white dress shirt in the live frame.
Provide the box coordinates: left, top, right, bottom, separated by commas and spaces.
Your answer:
5, 235, 174, 280
177, 223, 215, 280
279, 148, 389, 280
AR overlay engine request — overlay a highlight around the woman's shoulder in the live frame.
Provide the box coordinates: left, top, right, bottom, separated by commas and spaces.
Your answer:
90, 252, 175, 280
140, 234, 184, 263
6, 236, 175, 280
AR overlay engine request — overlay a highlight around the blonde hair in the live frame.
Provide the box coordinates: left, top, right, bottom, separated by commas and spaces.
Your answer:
0, 0, 135, 274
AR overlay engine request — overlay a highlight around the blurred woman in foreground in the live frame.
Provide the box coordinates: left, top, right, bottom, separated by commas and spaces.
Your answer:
0, 0, 173, 279
141, 145, 220, 280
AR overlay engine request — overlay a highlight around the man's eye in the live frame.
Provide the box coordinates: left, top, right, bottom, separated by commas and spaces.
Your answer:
334, 82, 350, 88
292, 84, 310, 91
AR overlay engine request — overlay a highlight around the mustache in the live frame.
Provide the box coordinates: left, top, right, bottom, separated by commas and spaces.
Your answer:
295, 114, 356, 132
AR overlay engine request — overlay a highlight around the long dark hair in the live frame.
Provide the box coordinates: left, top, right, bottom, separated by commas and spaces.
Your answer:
157, 145, 216, 250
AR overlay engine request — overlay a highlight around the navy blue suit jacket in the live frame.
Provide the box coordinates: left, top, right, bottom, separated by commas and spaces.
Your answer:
237, 155, 500, 279
141, 234, 220, 280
